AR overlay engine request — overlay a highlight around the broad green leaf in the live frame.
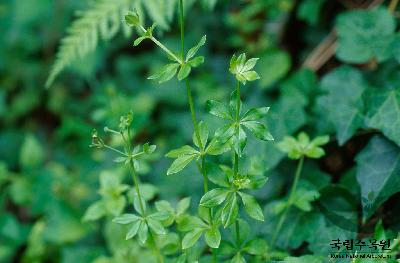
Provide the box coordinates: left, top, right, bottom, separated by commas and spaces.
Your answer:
317, 66, 366, 145
166, 154, 198, 175
241, 107, 269, 122
147, 218, 166, 235
186, 35, 206, 61
238, 192, 264, 221
356, 136, 400, 220
336, 7, 396, 63
83, 202, 106, 221
206, 100, 233, 120
182, 228, 204, 249
177, 64, 191, 81
204, 227, 221, 248
125, 220, 141, 240
221, 193, 238, 228
200, 188, 230, 207
112, 214, 140, 224
365, 86, 400, 146
242, 121, 273, 141
243, 71, 259, 82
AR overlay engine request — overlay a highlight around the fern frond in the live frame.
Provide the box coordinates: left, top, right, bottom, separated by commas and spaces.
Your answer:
46, 0, 132, 88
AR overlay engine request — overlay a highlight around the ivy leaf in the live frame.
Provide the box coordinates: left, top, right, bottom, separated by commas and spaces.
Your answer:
365, 86, 400, 146
186, 35, 207, 61
200, 188, 230, 207
182, 228, 205, 249
238, 192, 264, 221
205, 226, 221, 248
221, 193, 238, 228
356, 136, 400, 220
336, 7, 396, 63
317, 66, 366, 145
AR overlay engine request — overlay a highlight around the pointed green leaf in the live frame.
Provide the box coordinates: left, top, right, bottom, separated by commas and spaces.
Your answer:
126, 220, 141, 240
221, 193, 238, 228
242, 121, 273, 141
186, 35, 207, 61
182, 228, 204, 249
238, 192, 264, 221
205, 227, 221, 248
200, 188, 230, 208
112, 214, 140, 224
166, 154, 198, 175
147, 218, 166, 235
177, 64, 191, 81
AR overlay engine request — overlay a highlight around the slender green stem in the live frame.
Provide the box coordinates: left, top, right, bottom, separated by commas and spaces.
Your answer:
235, 220, 241, 246
179, 0, 185, 60
126, 130, 163, 263
137, 25, 183, 64
271, 156, 304, 245
233, 81, 241, 178
150, 36, 183, 64
103, 144, 128, 157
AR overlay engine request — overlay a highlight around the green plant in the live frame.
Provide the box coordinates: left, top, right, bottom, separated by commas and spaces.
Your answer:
86, 0, 278, 261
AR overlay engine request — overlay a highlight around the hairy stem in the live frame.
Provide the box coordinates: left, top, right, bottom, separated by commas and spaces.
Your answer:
272, 156, 304, 245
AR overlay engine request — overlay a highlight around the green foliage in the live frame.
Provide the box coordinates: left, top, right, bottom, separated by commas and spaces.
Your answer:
277, 132, 329, 160
336, 7, 396, 63
4, 0, 400, 262
356, 136, 400, 220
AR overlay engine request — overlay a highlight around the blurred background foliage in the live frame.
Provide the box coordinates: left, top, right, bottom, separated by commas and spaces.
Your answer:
1, 0, 400, 262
